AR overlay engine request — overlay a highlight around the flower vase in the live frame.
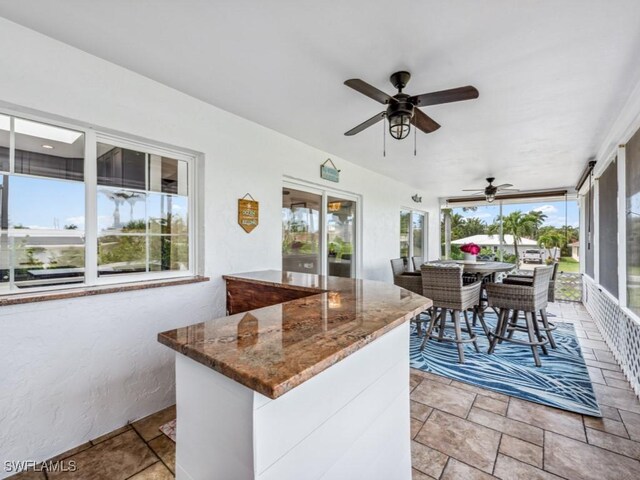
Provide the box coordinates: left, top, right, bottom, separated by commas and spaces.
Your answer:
463, 253, 477, 263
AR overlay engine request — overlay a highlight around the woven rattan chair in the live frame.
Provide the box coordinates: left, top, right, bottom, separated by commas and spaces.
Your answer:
412, 256, 424, 271
503, 262, 559, 348
420, 264, 486, 363
391, 258, 426, 334
390, 258, 406, 276
486, 265, 554, 367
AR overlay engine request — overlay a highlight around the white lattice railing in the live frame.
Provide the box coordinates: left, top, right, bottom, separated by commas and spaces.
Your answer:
583, 276, 640, 398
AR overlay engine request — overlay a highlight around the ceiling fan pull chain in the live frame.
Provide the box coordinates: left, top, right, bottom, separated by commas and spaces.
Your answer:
383, 114, 386, 157
414, 124, 417, 156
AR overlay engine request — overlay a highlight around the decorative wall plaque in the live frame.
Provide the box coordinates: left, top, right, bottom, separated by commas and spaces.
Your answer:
238, 193, 259, 233
320, 158, 340, 183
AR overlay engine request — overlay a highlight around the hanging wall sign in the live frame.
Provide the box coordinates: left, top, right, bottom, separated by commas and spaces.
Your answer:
320, 158, 340, 183
238, 193, 259, 233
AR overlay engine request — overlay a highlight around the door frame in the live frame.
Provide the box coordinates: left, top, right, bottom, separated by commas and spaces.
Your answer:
400, 207, 429, 270
283, 177, 363, 278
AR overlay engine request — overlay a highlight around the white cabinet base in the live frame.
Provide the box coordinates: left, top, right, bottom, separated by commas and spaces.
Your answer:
174, 322, 411, 480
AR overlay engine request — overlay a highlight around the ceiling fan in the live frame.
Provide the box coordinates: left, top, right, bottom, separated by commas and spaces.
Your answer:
462, 177, 519, 203
344, 71, 478, 140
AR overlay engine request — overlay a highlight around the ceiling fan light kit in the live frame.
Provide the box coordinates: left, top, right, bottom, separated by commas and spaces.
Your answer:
462, 177, 520, 203
344, 71, 479, 146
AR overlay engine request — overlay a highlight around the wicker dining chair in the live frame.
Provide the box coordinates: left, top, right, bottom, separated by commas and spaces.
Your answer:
419, 264, 486, 363
486, 265, 554, 367
391, 258, 427, 334
412, 256, 424, 271
502, 262, 559, 348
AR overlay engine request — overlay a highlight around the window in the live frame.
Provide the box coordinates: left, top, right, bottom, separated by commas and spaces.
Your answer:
598, 159, 618, 297
0, 111, 194, 295
400, 209, 426, 270
97, 143, 189, 276
1, 114, 85, 292
626, 126, 640, 314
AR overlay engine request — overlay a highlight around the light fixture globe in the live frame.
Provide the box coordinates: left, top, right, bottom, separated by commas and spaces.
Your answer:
388, 113, 411, 140
486, 193, 496, 203
386, 95, 414, 140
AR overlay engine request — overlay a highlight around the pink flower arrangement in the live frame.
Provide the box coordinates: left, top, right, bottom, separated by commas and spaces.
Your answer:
460, 243, 481, 255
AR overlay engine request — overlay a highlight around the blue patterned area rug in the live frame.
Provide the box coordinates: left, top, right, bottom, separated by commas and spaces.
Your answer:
410, 311, 601, 417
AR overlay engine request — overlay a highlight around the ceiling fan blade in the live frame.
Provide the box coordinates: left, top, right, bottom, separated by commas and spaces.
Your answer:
497, 188, 520, 192
411, 108, 441, 134
344, 79, 396, 105
344, 112, 386, 136
494, 183, 513, 189
409, 86, 479, 107
461, 189, 485, 192
470, 191, 485, 196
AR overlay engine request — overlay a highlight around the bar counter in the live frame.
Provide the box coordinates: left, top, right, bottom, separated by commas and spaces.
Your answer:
158, 270, 431, 398
158, 270, 431, 480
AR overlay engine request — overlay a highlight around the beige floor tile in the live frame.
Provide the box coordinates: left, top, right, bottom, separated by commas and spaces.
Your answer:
128, 462, 174, 480
473, 396, 508, 416
410, 369, 453, 385
412, 468, 436, 480
600, 405, 622, 421
593, 383, 640, 414
582, 352, 596, 360
132, 406, 176, 442
498, 435, 543, 468
148, 435, 176, 474
440, 458, 496, 479
468, 407, 543, 446
606, 378, 632, 390
593, 349, 617, 363
48, 443, 92, 462
586, 366, 605, 384
507, 398, 586, 441
47, 429, 156, 480
494, 453, 563, 480
620, 409, 640, 442
411, 379, 476, 418
584, 415, 629, 438
587, 428, 640, 460
411, 418, 424, 439
545, 431, 640, 480
411, 440, 448, 478
579, 338, 609, 350
91, 425, 132, 445
5, 469, 46, 480
448, 380, 509, 402
411, 400, 433, 421
415, 410, 500, 473
411, 373, 423, 390
603, 369, 626, 381
585, 359, 623, 372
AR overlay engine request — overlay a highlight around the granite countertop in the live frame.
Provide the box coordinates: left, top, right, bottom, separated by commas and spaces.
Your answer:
158, 270, 432, 399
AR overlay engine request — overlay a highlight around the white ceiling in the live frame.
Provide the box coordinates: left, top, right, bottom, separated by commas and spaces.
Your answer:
1, 0, 640, 197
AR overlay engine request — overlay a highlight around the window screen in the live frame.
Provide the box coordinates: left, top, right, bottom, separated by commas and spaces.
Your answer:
598, 159, 618, 297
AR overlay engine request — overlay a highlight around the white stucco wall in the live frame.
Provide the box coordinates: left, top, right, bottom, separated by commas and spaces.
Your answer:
0, 18, 440, 471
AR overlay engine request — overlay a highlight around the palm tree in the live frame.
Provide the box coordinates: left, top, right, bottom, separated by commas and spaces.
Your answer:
498, 211, 545, 261
538, 231, 564, 261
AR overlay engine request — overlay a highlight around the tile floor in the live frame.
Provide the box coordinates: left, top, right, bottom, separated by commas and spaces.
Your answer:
9, 302, 640, 480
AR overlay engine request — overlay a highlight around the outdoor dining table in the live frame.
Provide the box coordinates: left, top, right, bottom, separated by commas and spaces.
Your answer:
425, 260, 516, 281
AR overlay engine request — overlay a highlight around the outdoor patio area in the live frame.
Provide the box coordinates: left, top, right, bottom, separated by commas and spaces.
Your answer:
9, 302, 640, 480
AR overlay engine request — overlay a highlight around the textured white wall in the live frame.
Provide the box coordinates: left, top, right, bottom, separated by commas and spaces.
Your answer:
0, 18, 439, 471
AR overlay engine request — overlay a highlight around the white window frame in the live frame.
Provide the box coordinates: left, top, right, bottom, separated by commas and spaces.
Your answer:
0, 108, 198, 295
400, 207, 428, 270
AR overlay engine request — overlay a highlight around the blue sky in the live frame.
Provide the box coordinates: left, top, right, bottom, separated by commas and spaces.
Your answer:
7, 176, 187, 231
453, 200, 579, 228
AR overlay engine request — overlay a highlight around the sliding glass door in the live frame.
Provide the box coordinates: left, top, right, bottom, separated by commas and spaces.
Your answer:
282, 189, 322, 274
327, 196, 356, 278
282, 186, 358, 277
